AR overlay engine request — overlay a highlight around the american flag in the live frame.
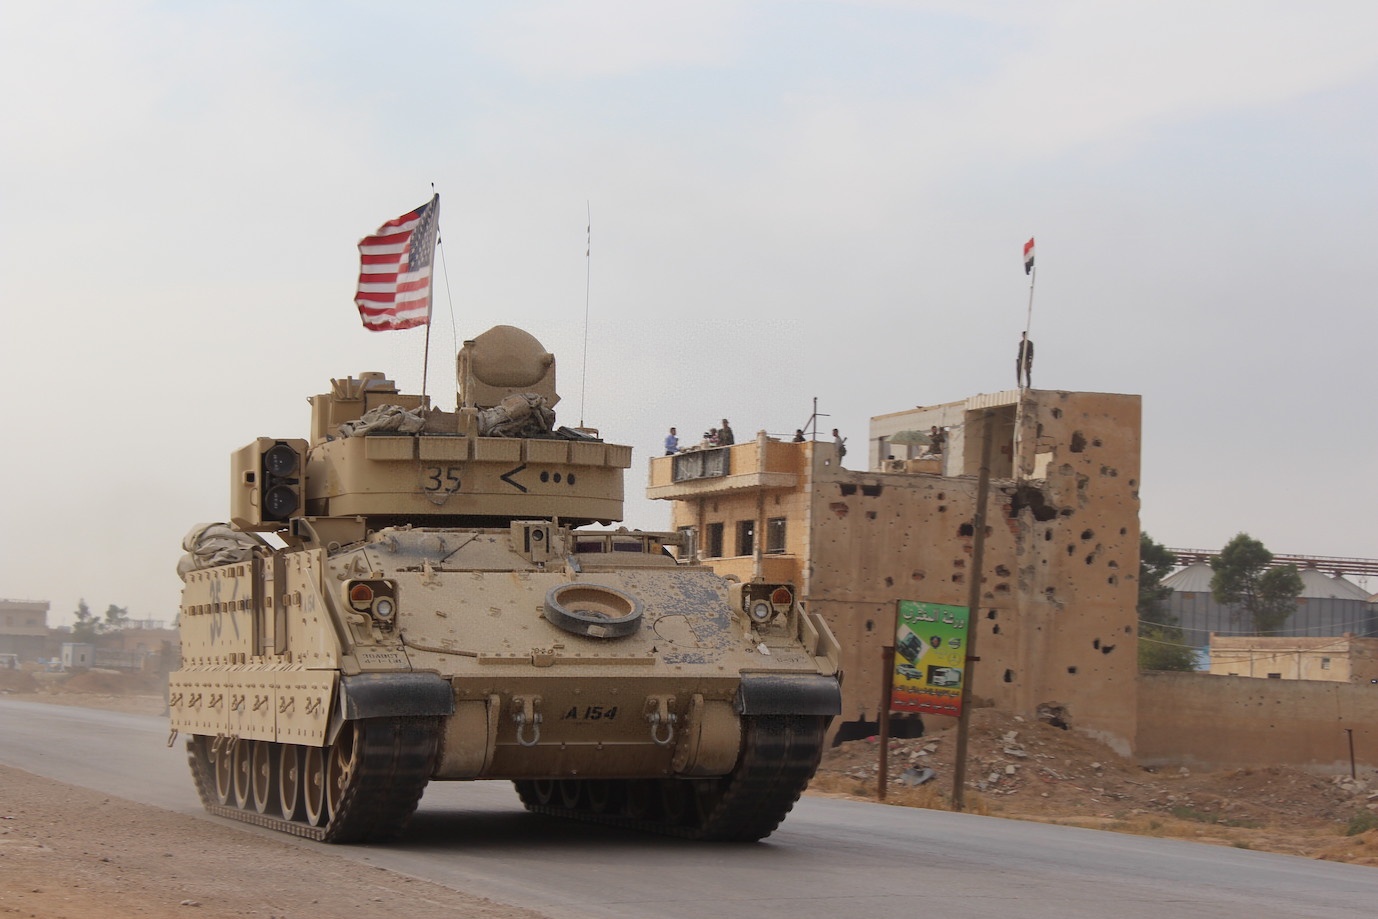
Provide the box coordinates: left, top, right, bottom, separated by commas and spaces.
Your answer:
355, 195, 440, 331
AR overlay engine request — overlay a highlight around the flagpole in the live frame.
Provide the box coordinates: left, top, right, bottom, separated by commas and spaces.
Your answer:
1015, 238, 1036, 472
1024, 264, 1036, 338
419, 187, 443, 404
1022, 236, 1037, 339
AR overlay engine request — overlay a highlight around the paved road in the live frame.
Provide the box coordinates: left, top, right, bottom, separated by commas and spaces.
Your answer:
3, 698, 1376, 918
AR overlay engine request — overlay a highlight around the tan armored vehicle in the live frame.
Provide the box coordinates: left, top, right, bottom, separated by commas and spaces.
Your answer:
169, 325, 841, 842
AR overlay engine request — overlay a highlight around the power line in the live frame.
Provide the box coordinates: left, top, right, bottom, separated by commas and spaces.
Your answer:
1168, 548, 1378, 579
1137, 616, 1377, 638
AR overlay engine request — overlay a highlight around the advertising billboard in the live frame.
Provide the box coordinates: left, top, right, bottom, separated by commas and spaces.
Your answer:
891, 599, 969, 716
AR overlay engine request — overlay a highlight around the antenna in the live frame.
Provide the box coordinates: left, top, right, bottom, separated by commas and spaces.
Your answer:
579, 201, 591, 427
800, 397, 830, 439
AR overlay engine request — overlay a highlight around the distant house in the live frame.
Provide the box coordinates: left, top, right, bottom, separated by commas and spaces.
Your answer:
1209, 634, 1378, 683
61, 642, 94, 670
0, 599, 50, 661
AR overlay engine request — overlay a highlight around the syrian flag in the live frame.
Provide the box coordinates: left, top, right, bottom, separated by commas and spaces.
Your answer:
1023, 237, 1035, 275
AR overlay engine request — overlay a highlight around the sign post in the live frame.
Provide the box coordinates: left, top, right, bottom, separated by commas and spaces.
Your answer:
878, 645, 895, 801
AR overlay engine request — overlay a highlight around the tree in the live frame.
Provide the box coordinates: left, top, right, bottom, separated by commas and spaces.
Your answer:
71, 599, 100, 643
1137, 532, 1177, 625
1137, 532, 1197, 671
1209, 532, 1303, 636
69, 599, 131, 644
104, 604, 130, 631
1138, 623, 1199, 671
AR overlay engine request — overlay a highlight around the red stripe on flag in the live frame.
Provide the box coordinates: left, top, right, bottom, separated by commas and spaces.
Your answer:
354, 195, 440, 332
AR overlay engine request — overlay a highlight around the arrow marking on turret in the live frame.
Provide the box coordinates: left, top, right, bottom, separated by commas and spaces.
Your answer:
501, 464, 528, 492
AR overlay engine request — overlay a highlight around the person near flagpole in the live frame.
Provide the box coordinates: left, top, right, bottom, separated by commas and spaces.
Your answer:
1016, 331, 1034, 388
1019, 236, 1036, 389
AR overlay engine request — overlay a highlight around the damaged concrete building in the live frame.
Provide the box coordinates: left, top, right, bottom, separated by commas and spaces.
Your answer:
648, 388, 1141, 754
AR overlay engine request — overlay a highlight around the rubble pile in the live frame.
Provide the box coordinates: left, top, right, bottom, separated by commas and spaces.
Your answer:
813, 708, 1378, 829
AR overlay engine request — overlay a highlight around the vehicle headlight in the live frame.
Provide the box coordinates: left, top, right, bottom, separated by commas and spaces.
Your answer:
344, 579, 399, 626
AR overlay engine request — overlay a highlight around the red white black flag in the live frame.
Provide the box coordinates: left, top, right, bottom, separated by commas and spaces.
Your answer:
1023, 237, 1035, 275
355, 195, 440, 331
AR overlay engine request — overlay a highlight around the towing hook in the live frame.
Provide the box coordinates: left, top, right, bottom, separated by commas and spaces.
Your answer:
513, 695, 543, 747
645, 696, 678, 746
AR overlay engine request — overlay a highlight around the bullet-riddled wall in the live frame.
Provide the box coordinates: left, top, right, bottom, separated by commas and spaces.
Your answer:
650, 388, 1143, 754
840, 389, 1143, 754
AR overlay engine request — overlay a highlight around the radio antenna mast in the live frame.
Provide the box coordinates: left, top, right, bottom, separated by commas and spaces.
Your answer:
579, 201, 591, 427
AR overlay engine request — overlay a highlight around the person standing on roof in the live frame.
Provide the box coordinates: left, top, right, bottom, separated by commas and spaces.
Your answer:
928, 425, 946, 455
718, 419, 734, 445
664, 427, 679, 455
1016, 332, 1034, 389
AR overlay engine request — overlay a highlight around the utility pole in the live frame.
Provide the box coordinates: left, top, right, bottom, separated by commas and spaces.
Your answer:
952, 409, 995, 811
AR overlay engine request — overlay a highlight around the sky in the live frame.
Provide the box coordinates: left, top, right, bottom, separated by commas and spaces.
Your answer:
2, 1, 1375, 627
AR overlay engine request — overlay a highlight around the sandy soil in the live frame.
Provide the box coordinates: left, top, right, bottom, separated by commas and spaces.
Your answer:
0, 764, 545, 919
811, 706, 1378, 865
2, 672, 545, 919
3, 670, 1376, 919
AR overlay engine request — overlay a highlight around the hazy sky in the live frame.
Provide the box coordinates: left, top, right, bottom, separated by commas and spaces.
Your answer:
3, 1, 1375, 627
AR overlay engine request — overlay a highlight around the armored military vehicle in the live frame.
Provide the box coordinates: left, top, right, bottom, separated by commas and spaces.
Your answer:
169, 325, 841, 843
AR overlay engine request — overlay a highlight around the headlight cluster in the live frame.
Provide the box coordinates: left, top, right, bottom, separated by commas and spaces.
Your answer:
744, 584, 794, 625
346, 580, 399, 626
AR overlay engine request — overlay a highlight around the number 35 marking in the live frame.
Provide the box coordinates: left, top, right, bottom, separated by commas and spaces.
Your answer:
423, 466, 462, 493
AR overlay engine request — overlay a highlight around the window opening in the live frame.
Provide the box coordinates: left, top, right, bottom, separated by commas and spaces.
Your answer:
704, 522, 724, 558
736, 520, 755, 557
766, 517, 786, 554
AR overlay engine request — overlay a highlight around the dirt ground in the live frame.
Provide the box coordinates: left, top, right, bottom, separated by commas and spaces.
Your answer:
1, 671, 544, 919
3, 670, 1377, 919
811, 705, 1378, 866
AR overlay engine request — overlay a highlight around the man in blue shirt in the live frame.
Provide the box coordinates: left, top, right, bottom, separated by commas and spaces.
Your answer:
664, 427, 679, 455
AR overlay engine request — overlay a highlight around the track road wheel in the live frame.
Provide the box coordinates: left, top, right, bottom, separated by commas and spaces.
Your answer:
325, 722, 358, 820
659, 780, 693, 827
213, 739, 235, 806
251, 741, 278, 815
303, 745, 328, 827
558, 780, 583, 809
621, 779, 657, 821
232, 740, 253, 809
586, 780, 620, 814
278, 744, 303, 821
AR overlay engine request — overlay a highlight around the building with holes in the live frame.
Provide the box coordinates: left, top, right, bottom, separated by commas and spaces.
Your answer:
648, 387, 1142, 754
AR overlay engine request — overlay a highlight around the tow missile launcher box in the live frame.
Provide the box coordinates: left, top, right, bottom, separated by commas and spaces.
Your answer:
170, 325, 842, 842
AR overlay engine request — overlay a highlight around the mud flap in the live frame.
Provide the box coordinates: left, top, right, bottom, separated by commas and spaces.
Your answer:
734, 674, 842, 717
327, 673, 455, 745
